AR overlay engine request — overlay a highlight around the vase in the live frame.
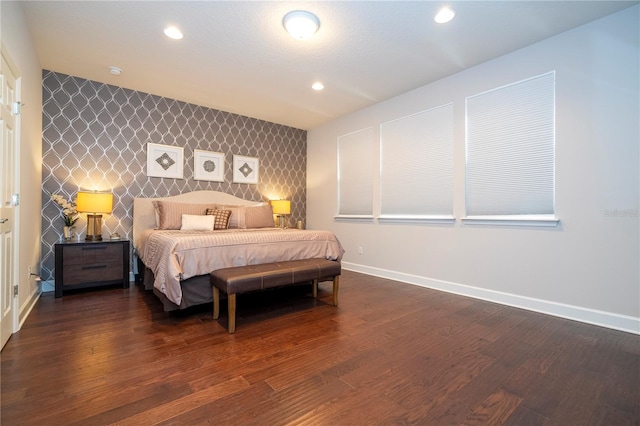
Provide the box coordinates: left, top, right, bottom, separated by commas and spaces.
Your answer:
63, 226, 72, 241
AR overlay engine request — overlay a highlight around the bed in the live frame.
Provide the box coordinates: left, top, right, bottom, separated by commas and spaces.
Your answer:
133, 190, 344, 311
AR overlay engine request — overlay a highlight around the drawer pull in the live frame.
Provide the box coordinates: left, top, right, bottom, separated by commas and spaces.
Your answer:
81, 246, 107, 251
81, 264, 108, 270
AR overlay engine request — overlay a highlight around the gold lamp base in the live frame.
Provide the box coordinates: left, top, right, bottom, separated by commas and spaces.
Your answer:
85, 214, 103, 241
278, 215, 289, 229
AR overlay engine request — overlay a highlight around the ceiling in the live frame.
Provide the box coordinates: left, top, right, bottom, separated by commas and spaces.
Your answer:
20, 1, 637, 130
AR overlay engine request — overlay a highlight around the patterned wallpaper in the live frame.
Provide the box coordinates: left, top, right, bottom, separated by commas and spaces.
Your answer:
41, 71, 307, 281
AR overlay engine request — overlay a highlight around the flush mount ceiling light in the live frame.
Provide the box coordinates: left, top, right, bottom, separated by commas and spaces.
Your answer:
164, 26, 183, 40
283, 10, 320, 40
312, 82, 324, 91
108, 66, 122, 76
434, 7, 455, 24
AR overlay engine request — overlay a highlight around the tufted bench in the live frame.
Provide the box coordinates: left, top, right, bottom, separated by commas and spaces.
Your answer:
211, 258, 341, 333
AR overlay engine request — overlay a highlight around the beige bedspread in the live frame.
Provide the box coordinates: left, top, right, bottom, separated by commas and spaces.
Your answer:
138, 228, 344, 306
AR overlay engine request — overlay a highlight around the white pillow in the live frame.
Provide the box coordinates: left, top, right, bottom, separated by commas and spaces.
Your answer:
180, 214, 215, 231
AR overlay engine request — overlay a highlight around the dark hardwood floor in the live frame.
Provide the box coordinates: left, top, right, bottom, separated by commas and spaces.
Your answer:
1, 270, 638, 425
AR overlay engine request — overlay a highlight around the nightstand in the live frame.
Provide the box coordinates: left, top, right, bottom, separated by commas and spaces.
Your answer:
54, 240, 130, 298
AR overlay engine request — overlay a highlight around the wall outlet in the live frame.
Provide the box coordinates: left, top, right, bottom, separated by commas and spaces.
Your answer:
358, 246, 364, 255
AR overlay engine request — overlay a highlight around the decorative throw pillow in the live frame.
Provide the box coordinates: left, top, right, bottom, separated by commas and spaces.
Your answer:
180, 214, 215, 231
153, 201, 217, 230
205, 209, 232, 230
244, 204, 276, 228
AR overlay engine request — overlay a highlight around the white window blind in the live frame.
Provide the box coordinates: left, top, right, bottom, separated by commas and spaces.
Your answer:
380, 104, 454, 221
465, 72, 556, 219
337, 127, 374, 217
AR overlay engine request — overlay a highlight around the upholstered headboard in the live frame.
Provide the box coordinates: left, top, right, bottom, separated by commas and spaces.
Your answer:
132, 190, 261, 248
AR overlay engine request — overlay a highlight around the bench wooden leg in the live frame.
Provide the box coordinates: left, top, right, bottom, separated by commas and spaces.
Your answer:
213, 286, 220, 319
228, 294, 236, 334
313, 277, 339, 306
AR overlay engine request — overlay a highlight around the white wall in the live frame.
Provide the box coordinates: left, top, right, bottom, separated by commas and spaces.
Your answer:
307, 6, 639, 333
1, 1, 43, 325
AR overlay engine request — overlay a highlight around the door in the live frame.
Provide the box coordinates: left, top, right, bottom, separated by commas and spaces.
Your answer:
0, 52, 18, 349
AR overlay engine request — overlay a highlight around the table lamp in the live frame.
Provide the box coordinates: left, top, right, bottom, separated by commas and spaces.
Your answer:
271, 199, 291, 229
76, 191, 113, 241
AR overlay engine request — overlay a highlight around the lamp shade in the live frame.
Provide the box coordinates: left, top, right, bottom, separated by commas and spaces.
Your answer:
76, 191, 113, 213
271, 199, 291, 215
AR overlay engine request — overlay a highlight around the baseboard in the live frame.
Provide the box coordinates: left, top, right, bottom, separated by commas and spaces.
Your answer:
342, 262, 640, 335
39, 274, 135, 293
18, 286, 42, 329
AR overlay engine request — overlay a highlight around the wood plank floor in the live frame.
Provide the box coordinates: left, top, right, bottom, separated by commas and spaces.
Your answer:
1, 270, 639, 425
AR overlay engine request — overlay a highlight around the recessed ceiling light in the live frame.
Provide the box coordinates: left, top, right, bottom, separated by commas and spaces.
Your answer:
434, 7, 455, 24
164, 26, 183, 40
283, 10, 320, 40
312, 82, 324, 91
108, 66, 122, 76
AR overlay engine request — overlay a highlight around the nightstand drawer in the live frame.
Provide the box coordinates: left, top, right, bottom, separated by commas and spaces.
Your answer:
62, 243, 122, 266
63, 260, 123, 286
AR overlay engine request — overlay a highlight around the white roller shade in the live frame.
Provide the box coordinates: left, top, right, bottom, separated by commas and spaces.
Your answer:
337, 127, 374, 217
380, 104, 453, 218
466, 72, 555, 216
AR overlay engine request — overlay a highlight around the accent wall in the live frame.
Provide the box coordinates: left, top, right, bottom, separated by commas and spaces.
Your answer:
41, 71, 306, 281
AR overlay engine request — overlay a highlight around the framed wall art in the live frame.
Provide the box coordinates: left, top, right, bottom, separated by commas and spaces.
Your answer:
146, 143, 184, 179
233, 155, 259, 184
194, 150, 225, 182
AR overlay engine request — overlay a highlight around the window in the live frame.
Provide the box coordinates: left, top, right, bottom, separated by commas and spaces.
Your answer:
380, 104, 454, 223
464, 72, 558, 226
336, 127, 374, 219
